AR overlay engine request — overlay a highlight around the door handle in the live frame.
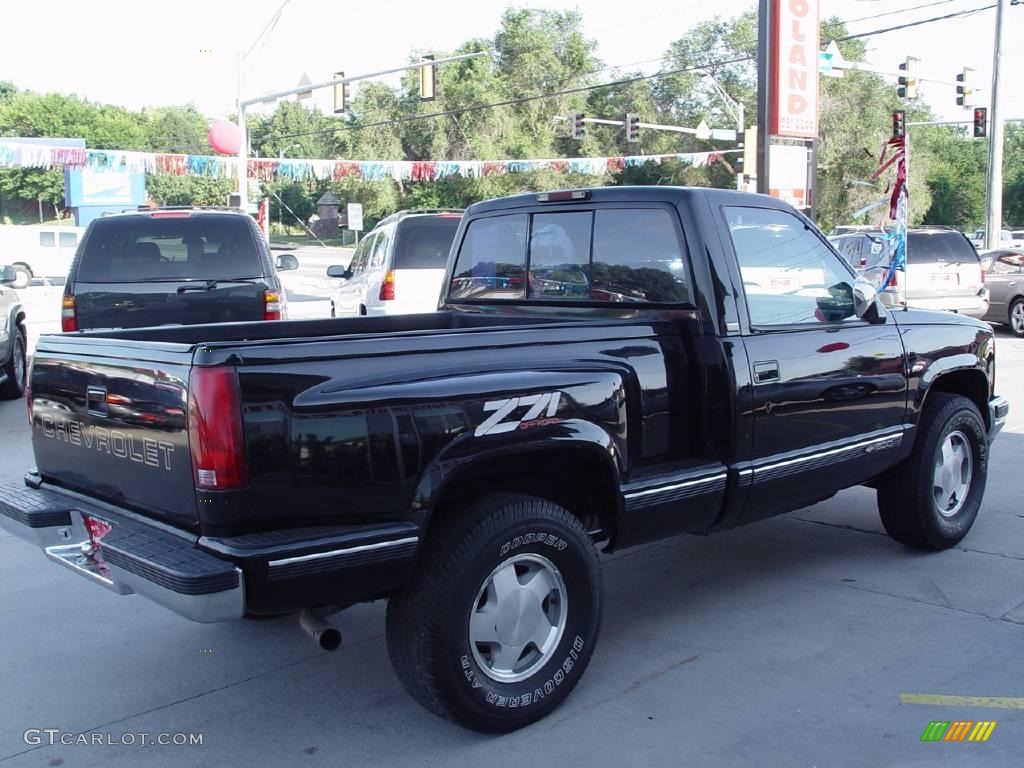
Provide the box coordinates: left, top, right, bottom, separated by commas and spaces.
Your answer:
753, 360, 780, 383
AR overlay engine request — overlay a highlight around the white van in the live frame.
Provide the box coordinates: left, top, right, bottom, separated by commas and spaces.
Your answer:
0, 224, 85, 287
327, 210, 462, 317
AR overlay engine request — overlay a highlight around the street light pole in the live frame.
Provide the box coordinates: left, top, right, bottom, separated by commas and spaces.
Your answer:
756, 0, 773, 195
984, 0, 1007, 251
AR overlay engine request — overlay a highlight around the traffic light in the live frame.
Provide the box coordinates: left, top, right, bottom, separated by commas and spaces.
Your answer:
897, 57, 920, 100
892, 110, 906, 139
571, 112, 585, 140
419, 55, 437, 101
333, 72, 351, 114
625, 113, 640, 143
956, 68, 975, 108
974, 107, 988, 138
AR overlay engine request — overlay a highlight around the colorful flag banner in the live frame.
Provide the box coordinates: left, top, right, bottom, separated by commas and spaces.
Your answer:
0, 140, 738, 184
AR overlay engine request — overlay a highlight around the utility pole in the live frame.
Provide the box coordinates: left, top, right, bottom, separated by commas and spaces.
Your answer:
756, 0, 773, 195
984, 0, 1007, 251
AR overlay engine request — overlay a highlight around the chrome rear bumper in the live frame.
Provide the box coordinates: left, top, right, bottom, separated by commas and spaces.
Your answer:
0, 483, 244, 623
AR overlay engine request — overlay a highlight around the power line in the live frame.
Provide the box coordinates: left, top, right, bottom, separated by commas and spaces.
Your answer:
243, 4, 995, 150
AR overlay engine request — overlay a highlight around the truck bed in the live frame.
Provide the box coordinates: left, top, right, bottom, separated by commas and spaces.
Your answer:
59, 311, 577, 348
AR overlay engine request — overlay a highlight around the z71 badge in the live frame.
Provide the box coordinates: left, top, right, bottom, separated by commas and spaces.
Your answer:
474, 392, 562, 437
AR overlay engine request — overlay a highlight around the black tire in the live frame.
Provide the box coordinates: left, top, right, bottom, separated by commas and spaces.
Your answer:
386, 494, 602, 733
877, 393, 988, 550
0, 326, 27, 400
1008, 297, 1024, 337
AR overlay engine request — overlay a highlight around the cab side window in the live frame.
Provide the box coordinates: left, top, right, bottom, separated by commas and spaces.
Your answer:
725, 206, 858, 326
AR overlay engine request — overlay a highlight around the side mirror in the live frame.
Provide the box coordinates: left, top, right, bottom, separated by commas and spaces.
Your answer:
0, 265, 16, 285
275, 254, 299, 272
853, 276, 887, 324
326, 265, 351, 279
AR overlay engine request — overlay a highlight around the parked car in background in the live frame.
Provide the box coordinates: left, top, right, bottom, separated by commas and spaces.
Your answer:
0, 265, 27, 399
829, 230, 888, 269
839, 227, 988, 318
981, 248, 1024, 336
61, 207, 295, 332
0, 224, 86, 288
327, 210, 462, 317
969, 228, 1022, 250
828, 224, 878, 237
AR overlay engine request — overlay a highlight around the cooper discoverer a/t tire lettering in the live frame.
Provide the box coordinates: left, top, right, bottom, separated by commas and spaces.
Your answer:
385, 493, 602, 733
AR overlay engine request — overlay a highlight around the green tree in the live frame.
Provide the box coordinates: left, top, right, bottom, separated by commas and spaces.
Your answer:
142, 105, 211, 153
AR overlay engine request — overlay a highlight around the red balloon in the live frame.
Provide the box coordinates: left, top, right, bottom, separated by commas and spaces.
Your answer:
208, 121, 242, 155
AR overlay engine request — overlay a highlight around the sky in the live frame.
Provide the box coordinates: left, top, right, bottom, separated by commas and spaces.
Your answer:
1, 0, 1021, 132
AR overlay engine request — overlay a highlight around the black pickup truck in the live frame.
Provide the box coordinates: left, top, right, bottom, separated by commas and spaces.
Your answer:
0, 187, 1008, 733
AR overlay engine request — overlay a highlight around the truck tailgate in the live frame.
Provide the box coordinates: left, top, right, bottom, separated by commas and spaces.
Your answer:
29, 342, 198, 529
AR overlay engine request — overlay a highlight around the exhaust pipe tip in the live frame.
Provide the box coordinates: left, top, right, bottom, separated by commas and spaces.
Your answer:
299, 609, 342, 652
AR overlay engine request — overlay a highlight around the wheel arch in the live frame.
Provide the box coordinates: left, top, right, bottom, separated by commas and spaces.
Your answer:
421, 441, 623, 551
922, 368, 990, 430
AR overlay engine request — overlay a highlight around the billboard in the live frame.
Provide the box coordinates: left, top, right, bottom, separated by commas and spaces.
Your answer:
770, 0, 820, 138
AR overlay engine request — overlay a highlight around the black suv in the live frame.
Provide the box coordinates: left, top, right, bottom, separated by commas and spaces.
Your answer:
61, 207, 297, 331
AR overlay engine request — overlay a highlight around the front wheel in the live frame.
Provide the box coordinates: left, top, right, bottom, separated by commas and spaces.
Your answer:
386, 494, 602, 733
877, 393, 988, 550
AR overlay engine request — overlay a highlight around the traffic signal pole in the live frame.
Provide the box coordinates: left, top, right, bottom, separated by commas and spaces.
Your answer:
984, 0, 1007, 251
233, 50, 487, 209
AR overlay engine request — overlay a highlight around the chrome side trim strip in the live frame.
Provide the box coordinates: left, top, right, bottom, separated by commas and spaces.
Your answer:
754, 433, 901, 474
268, 536, 420, 569
623, 473, 728, 499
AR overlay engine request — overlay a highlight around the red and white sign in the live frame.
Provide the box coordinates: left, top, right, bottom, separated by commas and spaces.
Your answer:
770, 0, 820, 138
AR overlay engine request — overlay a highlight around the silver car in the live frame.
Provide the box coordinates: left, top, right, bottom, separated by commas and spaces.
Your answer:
981, 248, 1024, 336
832, 228, 989, 318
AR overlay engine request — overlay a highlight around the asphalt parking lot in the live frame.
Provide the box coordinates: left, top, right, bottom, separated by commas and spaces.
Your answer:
0, 309, 1021, 766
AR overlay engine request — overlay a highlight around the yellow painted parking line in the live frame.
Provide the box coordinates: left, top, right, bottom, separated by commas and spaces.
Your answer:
901, 693, 1024, 709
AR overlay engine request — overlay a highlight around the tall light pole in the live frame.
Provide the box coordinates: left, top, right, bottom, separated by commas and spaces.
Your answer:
984, 0, 1007, 251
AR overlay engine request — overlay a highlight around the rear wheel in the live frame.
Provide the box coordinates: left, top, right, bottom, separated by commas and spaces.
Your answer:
1009, 297, 1024, 337
11, 265, 31, 290
0, 326, 27, 400
386, 494, 602, 733
877, 393, 987, 550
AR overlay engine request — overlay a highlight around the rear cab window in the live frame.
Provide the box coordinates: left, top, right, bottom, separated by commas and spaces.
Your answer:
75, 214, 262, 282
449, 207, 690, 304
393, 215, 461, 270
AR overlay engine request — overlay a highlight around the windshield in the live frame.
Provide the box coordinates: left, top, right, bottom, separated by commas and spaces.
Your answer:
392, 216, 461, 270
75, 214, 261, 282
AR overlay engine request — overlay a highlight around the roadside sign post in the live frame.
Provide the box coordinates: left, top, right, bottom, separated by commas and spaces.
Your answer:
347, 203, 363, 245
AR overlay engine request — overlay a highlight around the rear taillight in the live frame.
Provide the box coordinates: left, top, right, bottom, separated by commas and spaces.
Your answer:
264, 290, 282, 320
887, 271, 899, 288
61, 296, 78, 332
188, 367, 248, 490
379, 270, 395, 301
